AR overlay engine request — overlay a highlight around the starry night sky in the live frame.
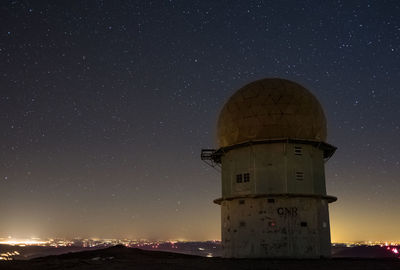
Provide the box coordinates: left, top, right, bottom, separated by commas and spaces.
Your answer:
1, 0, 399, 242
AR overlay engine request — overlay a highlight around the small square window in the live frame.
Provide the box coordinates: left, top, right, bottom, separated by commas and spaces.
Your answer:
236, 174, 242, 183
295, 171, 304, 181
294, 146, 303, 156
239, 200, 245, 205
239, 221, 246, 227
243, 173, 250, 182
300, 222, 307, 227
267, 198, 275, 203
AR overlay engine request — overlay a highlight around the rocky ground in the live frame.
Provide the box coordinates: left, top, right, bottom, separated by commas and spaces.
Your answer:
0, 245, 399, 270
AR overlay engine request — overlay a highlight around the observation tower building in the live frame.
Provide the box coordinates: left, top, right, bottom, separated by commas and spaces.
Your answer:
201, 78, 337, 258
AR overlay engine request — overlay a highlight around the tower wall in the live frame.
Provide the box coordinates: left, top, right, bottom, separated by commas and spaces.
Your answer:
218, 142, 334, 258
221, 196, 332, 258
221, 143, 327, 197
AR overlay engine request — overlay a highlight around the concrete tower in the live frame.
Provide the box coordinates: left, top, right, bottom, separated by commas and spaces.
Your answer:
201, 78, 337, 258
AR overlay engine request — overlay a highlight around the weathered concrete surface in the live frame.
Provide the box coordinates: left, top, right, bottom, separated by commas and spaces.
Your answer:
217, 142, 335, 258
220, 143, 329, 197
221, 196, 331, 258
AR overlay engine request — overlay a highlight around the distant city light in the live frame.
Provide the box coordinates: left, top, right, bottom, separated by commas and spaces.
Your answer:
0, 251, 20, 261
0, 239, 48, 246
1, 237, 399, 261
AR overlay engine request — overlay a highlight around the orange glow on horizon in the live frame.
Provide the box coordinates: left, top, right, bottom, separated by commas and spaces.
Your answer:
0, 239, 48, 246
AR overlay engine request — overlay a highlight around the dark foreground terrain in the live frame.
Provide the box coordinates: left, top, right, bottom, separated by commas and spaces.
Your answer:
1, 245, 399, 270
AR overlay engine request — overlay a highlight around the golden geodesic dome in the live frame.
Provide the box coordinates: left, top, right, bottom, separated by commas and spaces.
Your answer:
217, 78, 327, 148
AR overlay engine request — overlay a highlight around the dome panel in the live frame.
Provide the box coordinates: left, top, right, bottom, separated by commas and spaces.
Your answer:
217, 78, 327, 147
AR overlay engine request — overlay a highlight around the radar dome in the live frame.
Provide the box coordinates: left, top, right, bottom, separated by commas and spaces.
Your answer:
217, 78, 327, 148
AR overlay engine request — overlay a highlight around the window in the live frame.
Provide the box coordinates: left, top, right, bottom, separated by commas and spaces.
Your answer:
300, 222, 308, 227
267, 198, 275, 203
236, 174, 242, 183
236, 173, 250, 183
295, 171, 304, 181
239, 221, 246, 227
239, 200, 245, 205
294, 146, 303, 156
243, 173, 250, 182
